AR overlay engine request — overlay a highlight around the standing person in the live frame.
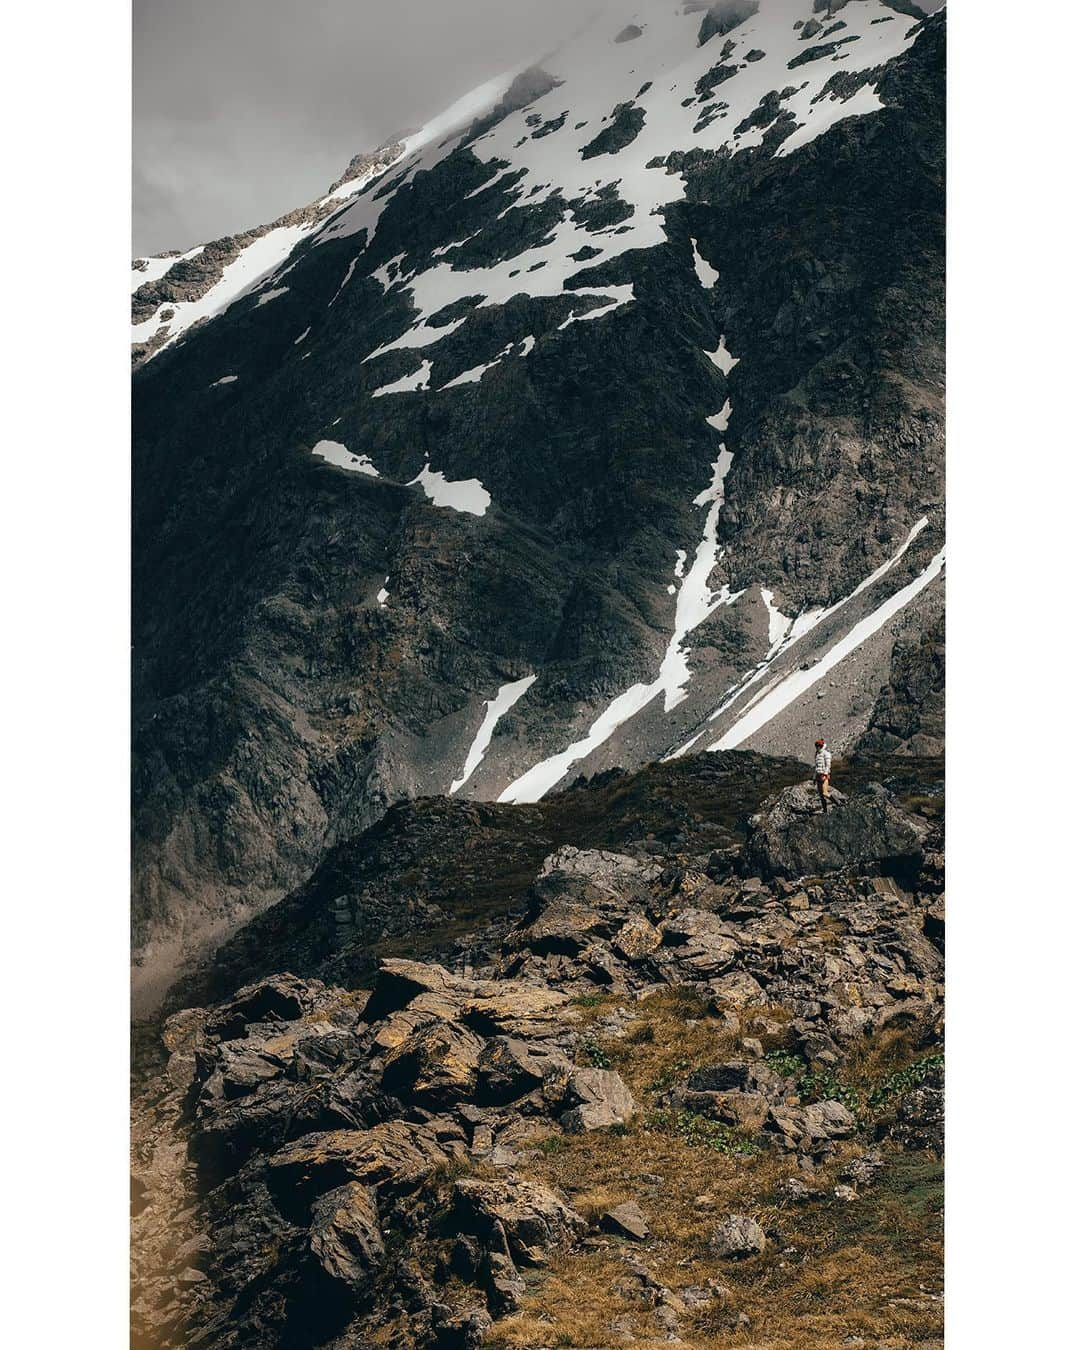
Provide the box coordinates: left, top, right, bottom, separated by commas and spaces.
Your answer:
814, 737, 832, 812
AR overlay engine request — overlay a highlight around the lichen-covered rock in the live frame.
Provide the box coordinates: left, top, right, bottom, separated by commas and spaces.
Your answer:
612, 913, 663, 961
711, 1214, 766, 1258
560, 1067, 636, 1132
382, 1020, 486, 1107
309, 1182, 385, 1283
452, 1176, 586, 1265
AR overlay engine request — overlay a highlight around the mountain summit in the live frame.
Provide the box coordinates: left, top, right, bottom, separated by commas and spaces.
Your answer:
132, 0, 944, 1010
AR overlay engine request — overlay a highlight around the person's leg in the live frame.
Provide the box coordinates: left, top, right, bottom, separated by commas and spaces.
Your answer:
822, 773, 830, 810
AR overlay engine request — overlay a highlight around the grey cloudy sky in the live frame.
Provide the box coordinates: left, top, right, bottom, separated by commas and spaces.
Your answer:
133, 0, 588, 256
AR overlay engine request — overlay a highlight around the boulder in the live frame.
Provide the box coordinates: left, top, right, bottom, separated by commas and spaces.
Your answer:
361, 959, 479, 1024
678, 1089, 770, 1131
382, 1021, 485, 1108
204, 974, 315, 1040
452, 1176, 586, 1265
267, 1122, 449, 1207
600, 1200, 650, 1241
612, 913, 663, 961
711, 1214, 766, 1258
481, 1249, 526, 1312
516, 897, 609, 955
840, 1151, 886, 1189
309, 1182, 385, 1283
742, 782, 925, 882
560, 1067, 636, 1132
768, 1099, 856, 1153
430, 1304, 492, 1349
476, 1037, 571, 1106
688, 1061, 752, 1094
462, 987, 576, 1039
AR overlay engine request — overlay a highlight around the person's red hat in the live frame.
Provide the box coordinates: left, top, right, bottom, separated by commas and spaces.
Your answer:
814, 738, 825, 747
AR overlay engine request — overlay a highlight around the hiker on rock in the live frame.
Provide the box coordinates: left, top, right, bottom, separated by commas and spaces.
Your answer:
814, 737, 832, 812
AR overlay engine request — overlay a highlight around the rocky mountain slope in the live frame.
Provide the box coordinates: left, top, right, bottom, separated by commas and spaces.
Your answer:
132, 0, 945, 1009
132, 748, 944, 1348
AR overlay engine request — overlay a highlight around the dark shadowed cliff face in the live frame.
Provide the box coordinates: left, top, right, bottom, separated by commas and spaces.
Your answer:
132, 2, 944, 1008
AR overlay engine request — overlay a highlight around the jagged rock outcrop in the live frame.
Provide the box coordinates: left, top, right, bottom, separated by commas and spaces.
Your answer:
132, 756, 944, 1346
742, 780, 926, 880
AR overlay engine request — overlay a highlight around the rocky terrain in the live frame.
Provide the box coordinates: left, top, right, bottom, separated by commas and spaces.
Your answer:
131, 1, 945, 1010
132, 749, 944, 1348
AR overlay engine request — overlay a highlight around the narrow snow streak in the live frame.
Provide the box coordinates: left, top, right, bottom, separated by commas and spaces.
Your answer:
328, 256, 360, 307
410, 464, 491, 515
760, 587, 791, 648
440, 343, 513, 389
211, 375, 238, 387
311, 440, 379, 476
499, 434, 740, 805
708, 548, 946, 752
450, 675, 538, 795
293, 327, 311, 345
256, 286, 289, 307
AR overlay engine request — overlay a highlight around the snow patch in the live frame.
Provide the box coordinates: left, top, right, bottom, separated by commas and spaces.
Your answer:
311, 440, 379, 476
376, 579, 390, 606
371, 360, 433, 398
132, 223, 313, 358
410, 464, 491, 515
690, 236, 718, 288
371, 253, 408, 293
211, 375, 238, 387
440, 343, 513, 389
705, 338, 739, 376
256, 286, 289, 307
293, 327, 311, 345
131, 244, 204, 294
760, 587, 791, 649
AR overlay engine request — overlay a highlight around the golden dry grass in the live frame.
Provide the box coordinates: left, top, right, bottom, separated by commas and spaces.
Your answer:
486, 992, 943, 1349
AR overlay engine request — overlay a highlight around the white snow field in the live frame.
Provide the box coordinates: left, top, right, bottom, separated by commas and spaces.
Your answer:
316, 0, 920, 379
450, 675, 538, 794
134, 3, 918, 373
132, 223, 313, 356
131, 244, 204, 294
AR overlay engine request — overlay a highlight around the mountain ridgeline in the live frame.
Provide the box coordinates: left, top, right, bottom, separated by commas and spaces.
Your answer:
132, 0, 944, 1011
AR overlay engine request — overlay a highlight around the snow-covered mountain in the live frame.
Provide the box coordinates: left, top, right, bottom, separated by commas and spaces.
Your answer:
132, 0, 944, 1010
